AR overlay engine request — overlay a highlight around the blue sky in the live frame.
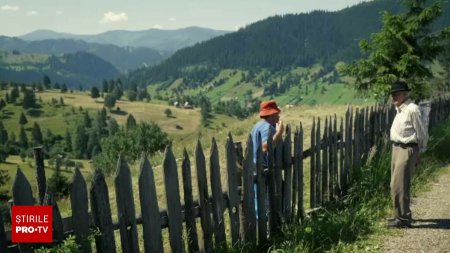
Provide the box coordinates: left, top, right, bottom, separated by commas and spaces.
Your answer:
0, 0, 366, 36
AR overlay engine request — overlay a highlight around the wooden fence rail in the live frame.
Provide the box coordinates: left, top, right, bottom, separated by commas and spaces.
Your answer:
2, 96, 450, 252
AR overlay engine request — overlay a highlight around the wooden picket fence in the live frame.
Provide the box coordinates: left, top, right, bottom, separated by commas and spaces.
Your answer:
1, 96, 449, 253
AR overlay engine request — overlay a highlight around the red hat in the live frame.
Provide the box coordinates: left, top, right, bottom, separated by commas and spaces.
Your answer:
259, 100, 281, 117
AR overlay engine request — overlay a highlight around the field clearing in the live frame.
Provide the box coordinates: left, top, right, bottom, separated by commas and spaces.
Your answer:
37, 90, 202, 136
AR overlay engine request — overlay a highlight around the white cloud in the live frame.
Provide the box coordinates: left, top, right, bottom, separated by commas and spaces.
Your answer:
168, 17, 176, 22
1, 5, 20, 11
153, 24, 163, 29
99, 11, 128, 24
56, 10, 63, 15
26, 10, 38, 16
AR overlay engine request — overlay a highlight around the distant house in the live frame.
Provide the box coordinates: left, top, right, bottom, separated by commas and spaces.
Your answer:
183, 101, 193, 109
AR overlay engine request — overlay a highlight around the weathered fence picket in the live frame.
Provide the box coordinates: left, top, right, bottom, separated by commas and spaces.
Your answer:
70, 168, 91, 253
163, 146, 184, 253
139, 154, 164, 253
4, 96, 450, 252
195, 140, 213, 252
225, 134, 241, 245
242, 134, 256, 242
115, 155, 140, 253
210, 138, 226, 247
90, 169, 116, 253
34, 147, 46, 205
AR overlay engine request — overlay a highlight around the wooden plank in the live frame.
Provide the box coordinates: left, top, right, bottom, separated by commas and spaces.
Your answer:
70, 168, 91, 253
210, 138, 226, 247
138, 154, 164, 253
181, 150, 200, 253
353, 108, 360, 172
195, 140, 213, 253
332, 115, 338, 200
12, 168, 34, 252
266, 128, 276, 237
43, 192, 64, 243
274, 137, 283, 230
163, 145, 184, 253
242, 134, 256, 243
226, 134, 241, 245
34, 147, 46, 205
344, 107, 351, 194
310, 118, 316, 208
348, 107, 353, 182
339, 117, 345, 198
282, 125, 292, 222
291, 128, 298, 217
322, 117, 328, 204
115, 155, 140, 253
255, 133, 267, 246
315, 118, 321, 206
90, 169, 116, 253
0, 209, 8, 253
298, 124, 305, 220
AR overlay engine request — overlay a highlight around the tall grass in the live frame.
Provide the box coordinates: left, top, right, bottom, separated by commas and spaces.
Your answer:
266, 119, 450, 253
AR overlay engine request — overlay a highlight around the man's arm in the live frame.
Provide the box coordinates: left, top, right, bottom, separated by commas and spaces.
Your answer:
262, 120, 284, 152
412, 107, 428, 152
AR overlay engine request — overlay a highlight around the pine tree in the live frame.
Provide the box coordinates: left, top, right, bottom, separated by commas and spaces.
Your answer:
43, 75, 51, 89
126, 114, 137, 130
64, 130, 72, 152
108, 118, 119, 136
31, 122, 43, 146
18, 126, 28, 150
19, 112, 28, 126
0, 121, 8, 144
83, 111, 92, 129
22, 89, 36, 109
342, 0, 449, 100
87, 130, 100, 159
61, 83, 68, 93
91, 86, 100, 99
73, 125, 87, 158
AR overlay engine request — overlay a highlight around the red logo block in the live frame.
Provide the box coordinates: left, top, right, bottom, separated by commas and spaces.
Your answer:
12, 206, 52, 243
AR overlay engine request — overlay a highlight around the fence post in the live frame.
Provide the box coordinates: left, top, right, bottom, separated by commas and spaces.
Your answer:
0, 207, 8, 253
90, 169, 116, 253
195, 140, 213, 253
43, 192, 64, 243
255, 133, 268, 246
226, 134, 241, 246
12, 168, 34, 252
70, 168, 91, 253
322, 118, 329, 204
180, 150, 199, 253
310, 118, 316, 208
115, 155, 139, 253
296, 124, 305, 220
138, 154, 164, 253
242, 134, 256, 243
315, 118, 321, 206
34, 147, 46, 205
163, 145, 184, 253
283, 125, 292, 222
210, 138, 226, 248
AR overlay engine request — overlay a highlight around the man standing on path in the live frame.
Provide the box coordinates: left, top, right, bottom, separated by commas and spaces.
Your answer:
388, 81, 428, 228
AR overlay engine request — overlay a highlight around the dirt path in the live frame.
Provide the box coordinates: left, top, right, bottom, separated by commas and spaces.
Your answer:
382, 165, 450, 252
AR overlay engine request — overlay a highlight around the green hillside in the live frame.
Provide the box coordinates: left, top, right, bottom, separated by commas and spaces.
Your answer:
0, 50, 120, 88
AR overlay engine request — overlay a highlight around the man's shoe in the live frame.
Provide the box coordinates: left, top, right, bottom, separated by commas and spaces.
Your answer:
386, 219, 412, 228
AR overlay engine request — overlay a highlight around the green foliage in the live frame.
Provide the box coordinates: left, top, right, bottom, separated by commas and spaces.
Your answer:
32, 121, 43, 146
126, 114, 137, 130
342, 0, 450, 100
164, 108, 172, 117
47, 159, 70, 199
93, 122, 170, 174
19, 111, 28, 125
22, 89, 37, 109
43, 75, 51, 89
18, 125, 28, 150
91, 86, 100, 98
103, 94, 116, 109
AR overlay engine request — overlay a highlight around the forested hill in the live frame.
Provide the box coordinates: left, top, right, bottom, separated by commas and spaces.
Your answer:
127, 0, 450, 86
